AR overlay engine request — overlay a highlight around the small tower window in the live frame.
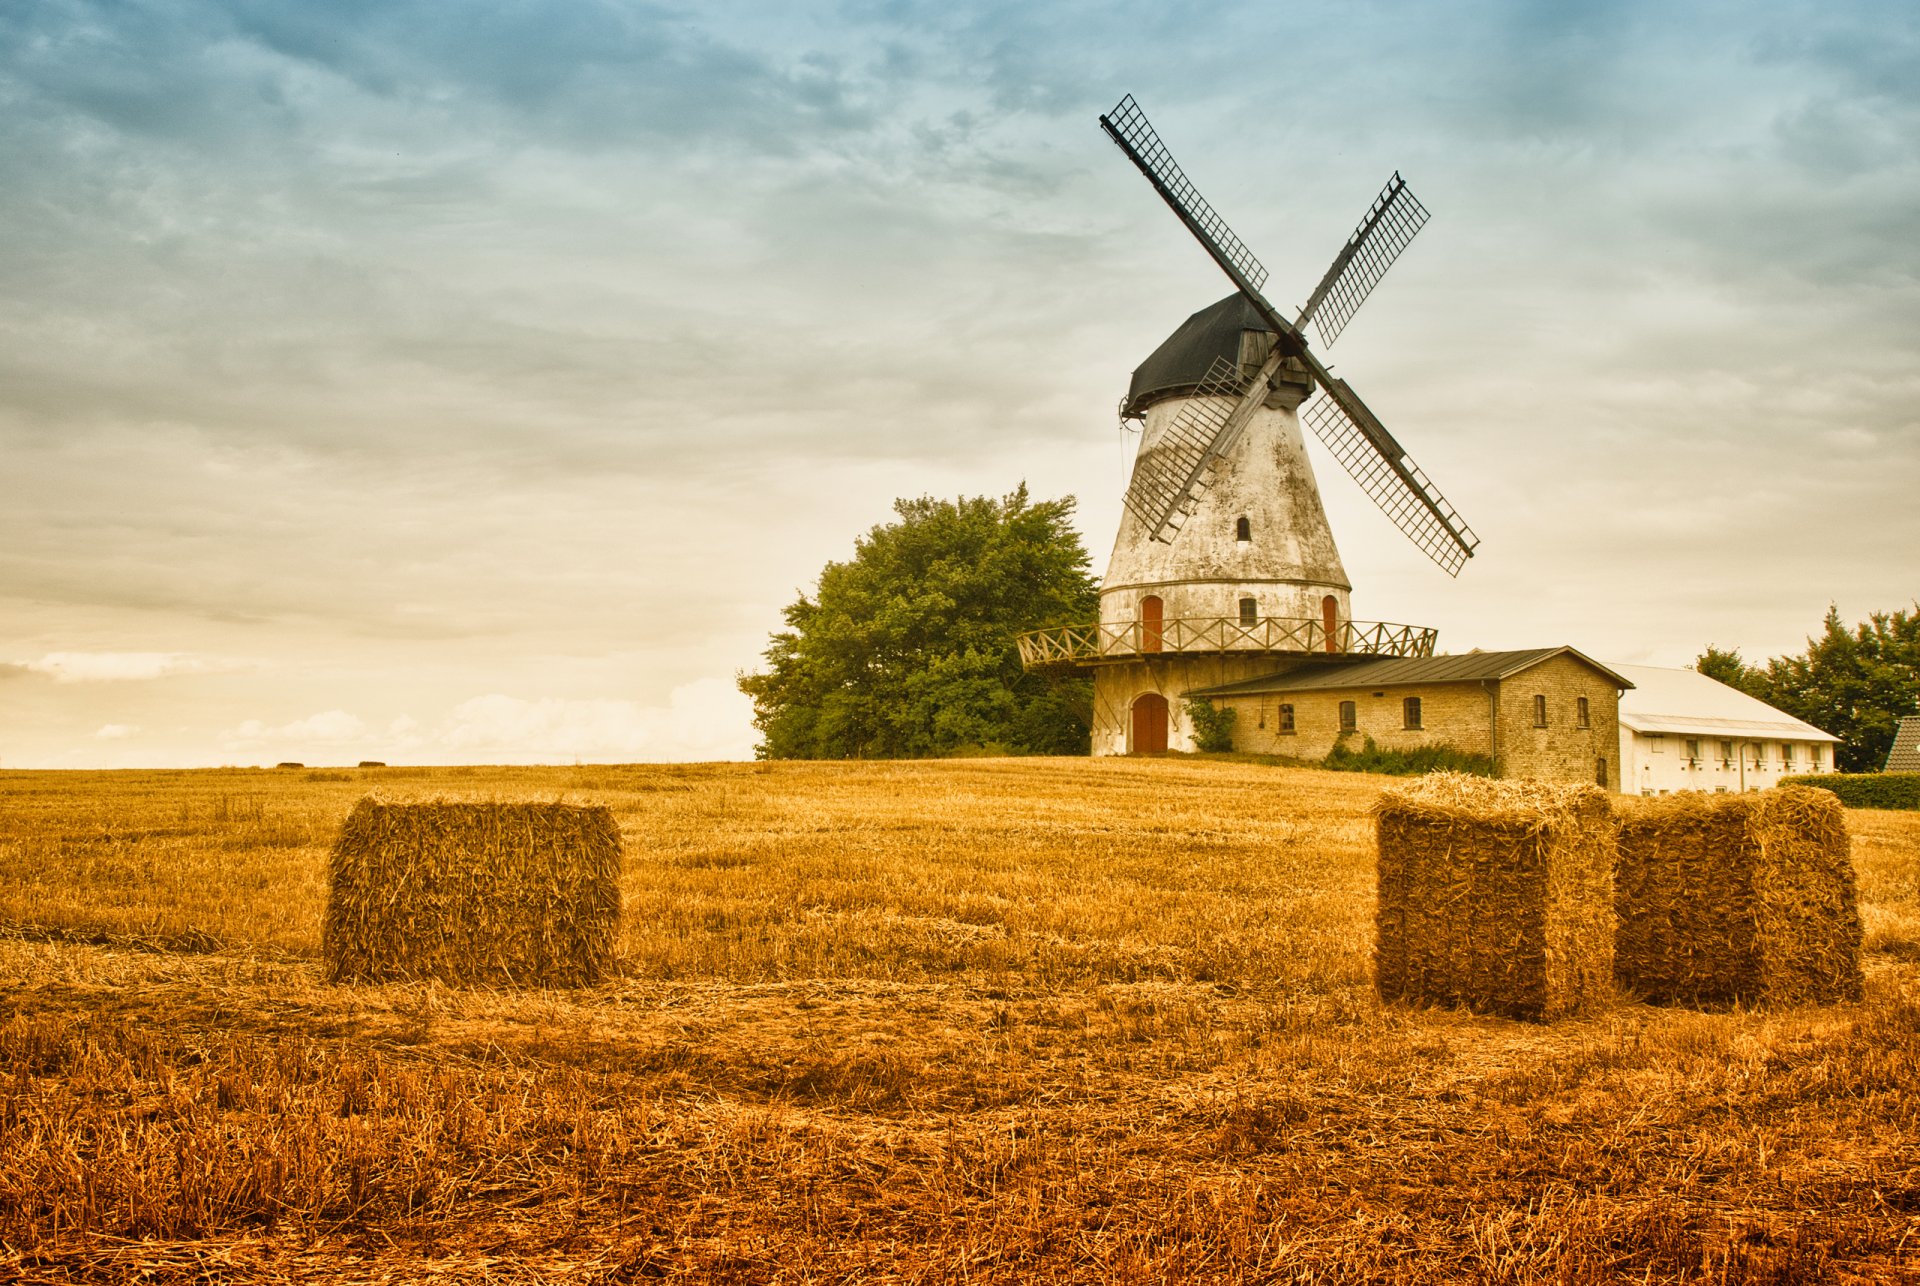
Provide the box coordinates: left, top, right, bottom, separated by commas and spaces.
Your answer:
1596, 757, 1609, 788
1576, 696, 1590, 729
1532, 694, 1548, 727
1238, 597, 1257, 626
1339, 700, 1357, 732
1235, 516, 1251, 542
1403, 696, 1423, 730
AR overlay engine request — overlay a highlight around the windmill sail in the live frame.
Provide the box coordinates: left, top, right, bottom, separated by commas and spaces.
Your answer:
1100, 96, 1275, 309
1297, 363, 1479, 576
1296, 173, 1430, 346
1121, 355, 1259, 541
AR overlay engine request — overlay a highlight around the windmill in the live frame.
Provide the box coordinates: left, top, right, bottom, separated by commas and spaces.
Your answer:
1017, 95, 1480, 755
1101, 94, 1478, 574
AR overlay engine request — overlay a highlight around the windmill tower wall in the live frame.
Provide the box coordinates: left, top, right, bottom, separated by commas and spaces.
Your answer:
1091, 371, 1354, 757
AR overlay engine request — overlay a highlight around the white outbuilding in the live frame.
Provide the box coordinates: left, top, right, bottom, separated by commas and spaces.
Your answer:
1610, 663, 1840, 795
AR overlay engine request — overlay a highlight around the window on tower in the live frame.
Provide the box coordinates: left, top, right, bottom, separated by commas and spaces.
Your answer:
1238, 597, 1257, 626
1235, 516, 1251, 542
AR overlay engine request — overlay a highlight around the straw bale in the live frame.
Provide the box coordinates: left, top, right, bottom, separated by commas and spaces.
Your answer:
1614, 785, 1862, 1007
1374, 773, 1615, 1021
323, 797, 622, 987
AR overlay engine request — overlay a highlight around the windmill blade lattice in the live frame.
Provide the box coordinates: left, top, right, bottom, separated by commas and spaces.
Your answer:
1101, 96, 1271, 300
1297, 173, 1430, 346
1300, 378, 1479, 576
1121, 356, 1252, 542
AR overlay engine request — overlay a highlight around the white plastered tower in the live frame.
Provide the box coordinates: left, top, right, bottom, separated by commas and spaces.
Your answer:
1090, 296, 1354, 755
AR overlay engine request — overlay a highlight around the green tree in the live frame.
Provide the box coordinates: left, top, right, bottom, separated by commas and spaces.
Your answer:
1693, 645, 1766, 698
1696, 605, 1920, 772
738, 486, 1098, 759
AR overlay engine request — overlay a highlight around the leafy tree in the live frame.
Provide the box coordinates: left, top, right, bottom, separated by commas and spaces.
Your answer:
1695, 604, 1920, 772
739, 487, 1098, 759
1693, 645, 1766, 698
1184, 698, 1237, 753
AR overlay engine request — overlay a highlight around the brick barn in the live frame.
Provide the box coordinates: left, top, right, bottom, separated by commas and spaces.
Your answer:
1185, 647, 1633, 789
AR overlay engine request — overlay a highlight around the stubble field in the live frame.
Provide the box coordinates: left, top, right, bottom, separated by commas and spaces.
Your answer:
1, 758, 1917, 1284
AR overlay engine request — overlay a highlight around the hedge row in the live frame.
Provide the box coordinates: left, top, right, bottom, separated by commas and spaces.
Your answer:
1781, 772, 1920, 810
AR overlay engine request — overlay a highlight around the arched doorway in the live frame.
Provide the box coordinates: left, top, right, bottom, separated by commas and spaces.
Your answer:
1141, 595, 1164, 654
1132, 692, 1169, 754
1322, 595, 1340, 653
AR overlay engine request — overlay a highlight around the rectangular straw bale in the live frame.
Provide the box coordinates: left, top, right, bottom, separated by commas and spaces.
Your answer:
1375, 773, 1615, 1021
1614, 785, 1862, 1007
324, 797, 622, 987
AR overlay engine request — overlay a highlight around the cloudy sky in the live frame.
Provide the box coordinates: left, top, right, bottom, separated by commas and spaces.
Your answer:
3, 0, 1916, 767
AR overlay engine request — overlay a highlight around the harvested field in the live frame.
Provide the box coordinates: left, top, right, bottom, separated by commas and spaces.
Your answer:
2, 758, 1919, 1283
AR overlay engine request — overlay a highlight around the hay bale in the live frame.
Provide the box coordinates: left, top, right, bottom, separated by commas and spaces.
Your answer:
1375, 773, 1615, 1021
1615, 786, 1863, 1007
323, 798, 622, 987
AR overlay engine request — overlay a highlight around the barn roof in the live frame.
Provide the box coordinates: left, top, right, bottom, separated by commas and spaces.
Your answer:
1609, 664, 1839, 743
1124, 293, 1273, 417
1887, 715, 1920, 771
1185, 646, 1632, 698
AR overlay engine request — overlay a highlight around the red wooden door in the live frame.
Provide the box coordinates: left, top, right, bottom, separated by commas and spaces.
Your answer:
1141, 595, 1164, 654
1132, 693, 1169, 754
1322, 595, 1339, 653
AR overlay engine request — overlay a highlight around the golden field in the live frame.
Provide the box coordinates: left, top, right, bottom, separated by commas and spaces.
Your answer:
1, 758, 1917, 1284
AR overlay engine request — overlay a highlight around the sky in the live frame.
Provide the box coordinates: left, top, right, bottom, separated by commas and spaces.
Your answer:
2, 0, 1916, 768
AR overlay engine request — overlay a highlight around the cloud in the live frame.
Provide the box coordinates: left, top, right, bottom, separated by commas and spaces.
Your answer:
212, 681, 754, 763
225, 709, 369, 747
94, 723, 140, 739
438, 679, 754, 762
21, 652, 239, 683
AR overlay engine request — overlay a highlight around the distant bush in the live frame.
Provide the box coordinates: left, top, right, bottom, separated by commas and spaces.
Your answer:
1782, 773, 1920, 810
1184, 698, 1238, 753
1323, 735, 1495, 778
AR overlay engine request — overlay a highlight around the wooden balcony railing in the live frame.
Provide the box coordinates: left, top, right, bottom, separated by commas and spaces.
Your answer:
1016, 616, 1438, 671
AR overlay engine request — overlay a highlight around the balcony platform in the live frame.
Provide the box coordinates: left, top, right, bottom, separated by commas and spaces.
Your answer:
1017, 616, 1438, 673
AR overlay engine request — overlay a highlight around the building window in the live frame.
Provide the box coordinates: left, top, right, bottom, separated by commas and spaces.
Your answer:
1782, 743, 1795, 768
1239, 597, 1257, 626
1751, 743, 1765, 769
1235, 516, 1251, 542
1403, 696, 1423, 730
1339, 700, 1357, 732
1532, 694, 1547, 727
1685, 738, 1701, 764
1720, 739, 1735, 766
1596, 757, 1608, 788
1278, 703, 1295, 733
1811, 745, 1824, 768
1648, 735, 1666, 755
1576, 696, 1590, 729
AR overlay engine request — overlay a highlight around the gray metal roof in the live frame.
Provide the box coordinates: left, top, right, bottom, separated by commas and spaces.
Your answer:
1888, 715, 1920, 772
1185, 647, 1634, 697
1124, 293, 1271, 416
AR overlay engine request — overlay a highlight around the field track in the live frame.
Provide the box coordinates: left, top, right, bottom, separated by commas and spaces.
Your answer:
2, 759, 1918, 1283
